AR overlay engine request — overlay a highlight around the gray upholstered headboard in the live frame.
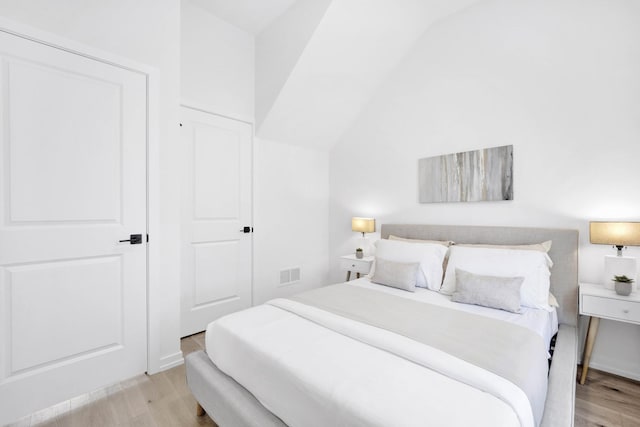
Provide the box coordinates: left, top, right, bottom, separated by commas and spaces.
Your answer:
381, 224, 579, 327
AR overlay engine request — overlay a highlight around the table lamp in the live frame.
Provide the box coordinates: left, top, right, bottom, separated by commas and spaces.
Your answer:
590, 221, 640, 290
351, 217, 375, 237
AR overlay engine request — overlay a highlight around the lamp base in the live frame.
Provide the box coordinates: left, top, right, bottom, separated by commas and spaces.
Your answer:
604, 255, 637, 291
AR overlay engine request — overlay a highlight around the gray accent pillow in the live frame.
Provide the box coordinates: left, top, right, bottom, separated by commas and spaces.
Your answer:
370, 258, 420, 292
451, 268, 524, 313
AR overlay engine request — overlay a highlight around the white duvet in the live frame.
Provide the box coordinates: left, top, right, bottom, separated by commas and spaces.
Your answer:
206, 279, 558, 427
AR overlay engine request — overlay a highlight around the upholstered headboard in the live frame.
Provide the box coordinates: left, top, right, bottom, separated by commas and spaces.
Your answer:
381, 224, 579, 327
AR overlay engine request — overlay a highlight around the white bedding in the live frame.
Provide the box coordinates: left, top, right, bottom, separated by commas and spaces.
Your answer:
206, 278, 558, 427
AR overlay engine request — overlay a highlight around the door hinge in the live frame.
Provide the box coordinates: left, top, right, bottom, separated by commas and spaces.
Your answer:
147, 234, 149, 243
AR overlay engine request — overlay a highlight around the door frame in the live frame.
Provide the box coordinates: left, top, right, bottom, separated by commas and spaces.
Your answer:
0, 17, 166, 375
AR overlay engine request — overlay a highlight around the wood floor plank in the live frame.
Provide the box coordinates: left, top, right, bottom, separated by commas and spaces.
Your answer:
105, 383, 136, 425
163, 363, 189, 395
191, 333, 206, 351
180, 333, 206, 355
64, 388, 115, 427
121, 375, 155, 419
179, 336, 201, 356
622, 413, 640, 427
128, 411, 158, 427
575, 398, 623, 426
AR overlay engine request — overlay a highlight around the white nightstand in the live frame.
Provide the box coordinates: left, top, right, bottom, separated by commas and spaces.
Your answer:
579, 282, 640, 384
339, 254, 374, 281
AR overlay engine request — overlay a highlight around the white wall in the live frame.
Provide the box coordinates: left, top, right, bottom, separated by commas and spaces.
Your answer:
254, 138, 330, 304
181, 0, 254, 122
330, 0, 640, 379
0, 0, 183, 373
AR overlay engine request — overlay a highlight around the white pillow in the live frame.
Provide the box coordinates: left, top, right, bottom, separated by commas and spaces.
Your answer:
368, 239, 448, 290
440, 245, 552, 310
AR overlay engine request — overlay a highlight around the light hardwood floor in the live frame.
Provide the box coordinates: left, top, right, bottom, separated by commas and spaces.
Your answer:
7, 334, 216, 427
8, 334, 640, 427
576, 366, 640, 427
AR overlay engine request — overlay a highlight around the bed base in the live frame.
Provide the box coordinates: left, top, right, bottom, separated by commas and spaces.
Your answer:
185, 351, 286, 427
541, 324, 577, 426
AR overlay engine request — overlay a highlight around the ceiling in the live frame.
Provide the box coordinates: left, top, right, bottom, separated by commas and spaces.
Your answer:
190, 0, 298, 34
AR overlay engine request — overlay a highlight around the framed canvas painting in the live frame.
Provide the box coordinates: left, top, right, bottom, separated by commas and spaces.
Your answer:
418, 145, 513, 203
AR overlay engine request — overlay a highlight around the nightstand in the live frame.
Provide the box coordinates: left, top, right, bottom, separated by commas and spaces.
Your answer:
579, 282, 640, 384
339, 254, 374, 281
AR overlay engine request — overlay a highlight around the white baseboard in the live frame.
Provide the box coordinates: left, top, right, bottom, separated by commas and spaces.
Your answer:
588, 361, 640, 382
154, 351, 184, 373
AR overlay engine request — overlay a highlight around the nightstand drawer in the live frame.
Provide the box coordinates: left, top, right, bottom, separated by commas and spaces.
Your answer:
582, 295, 640, 324
339, 258, 371, 274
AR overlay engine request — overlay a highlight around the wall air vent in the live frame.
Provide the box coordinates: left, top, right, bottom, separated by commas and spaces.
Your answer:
279, 267, 301, 286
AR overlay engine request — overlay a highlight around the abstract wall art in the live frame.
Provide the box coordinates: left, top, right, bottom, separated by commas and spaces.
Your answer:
418, 145, 513, 203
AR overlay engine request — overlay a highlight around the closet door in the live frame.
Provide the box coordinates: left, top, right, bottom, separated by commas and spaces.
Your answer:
0, 30, 147, 424
180, 107, 252, 337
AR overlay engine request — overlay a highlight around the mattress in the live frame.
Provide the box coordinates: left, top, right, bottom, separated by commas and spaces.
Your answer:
205, 279, 558, 427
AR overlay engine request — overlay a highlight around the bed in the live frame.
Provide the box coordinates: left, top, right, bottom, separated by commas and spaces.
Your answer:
186, 224, 578, 427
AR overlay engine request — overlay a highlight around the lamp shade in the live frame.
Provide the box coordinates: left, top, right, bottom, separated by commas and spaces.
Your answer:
352, 217, 375, 234
590, 222, 640, 246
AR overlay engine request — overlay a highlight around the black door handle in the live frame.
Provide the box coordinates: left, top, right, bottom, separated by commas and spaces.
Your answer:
239, 226, 252, 233
119, 234, 142, 244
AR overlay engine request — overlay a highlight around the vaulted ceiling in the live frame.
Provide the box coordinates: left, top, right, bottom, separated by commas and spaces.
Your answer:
199, 0, 481, 150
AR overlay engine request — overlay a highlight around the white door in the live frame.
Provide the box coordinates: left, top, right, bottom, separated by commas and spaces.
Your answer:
180, 107, 252, 337
0, 31, 147, 424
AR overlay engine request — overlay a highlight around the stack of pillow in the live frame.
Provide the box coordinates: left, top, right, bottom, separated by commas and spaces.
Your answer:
368, 236, 557, 313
